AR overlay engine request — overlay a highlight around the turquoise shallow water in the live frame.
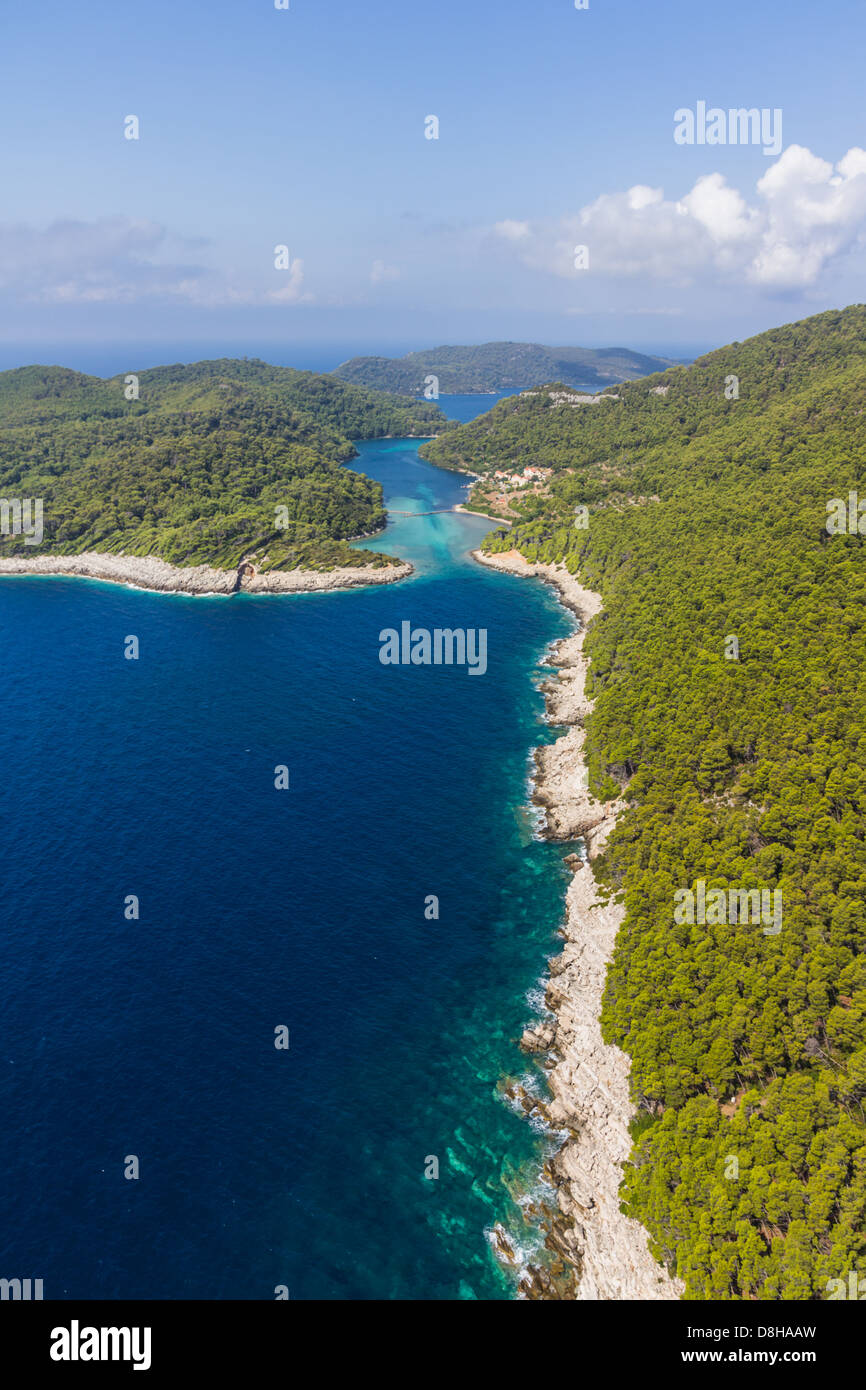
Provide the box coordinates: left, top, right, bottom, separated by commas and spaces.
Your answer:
0, 423, 574, 1300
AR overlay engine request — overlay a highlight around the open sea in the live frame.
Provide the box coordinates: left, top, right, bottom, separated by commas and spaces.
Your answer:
0, 395, 576, 1299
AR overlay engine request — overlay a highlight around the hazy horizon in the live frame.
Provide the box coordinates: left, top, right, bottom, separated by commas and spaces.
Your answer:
3, 0, 864, 353
0, 335, 711, 380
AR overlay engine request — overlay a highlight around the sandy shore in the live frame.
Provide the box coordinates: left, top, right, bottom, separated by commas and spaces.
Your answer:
474, 548, 682, 1301
0, 551, 413, 596
453, 505, 513, 524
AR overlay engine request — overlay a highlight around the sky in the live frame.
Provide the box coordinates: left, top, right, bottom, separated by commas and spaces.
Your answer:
1, 0, 865, 366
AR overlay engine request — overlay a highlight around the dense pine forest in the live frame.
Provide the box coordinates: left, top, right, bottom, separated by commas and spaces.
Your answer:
428, 305, 866, 1299
0, 359, 452, 571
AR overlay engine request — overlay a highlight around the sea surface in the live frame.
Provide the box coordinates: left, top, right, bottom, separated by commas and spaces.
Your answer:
0, 396, 575, 1299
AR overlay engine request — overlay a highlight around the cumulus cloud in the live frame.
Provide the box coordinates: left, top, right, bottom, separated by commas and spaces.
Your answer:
495, 147, 866, 290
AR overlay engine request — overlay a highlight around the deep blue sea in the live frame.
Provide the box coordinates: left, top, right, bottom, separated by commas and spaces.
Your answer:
0, 395, 575, 1300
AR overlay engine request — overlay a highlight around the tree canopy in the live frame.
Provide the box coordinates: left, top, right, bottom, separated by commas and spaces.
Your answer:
0, 358, 453, 571
435, 304, 866, 1299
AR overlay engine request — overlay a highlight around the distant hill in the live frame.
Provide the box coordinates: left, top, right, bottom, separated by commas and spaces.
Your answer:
334, 342, 681, 395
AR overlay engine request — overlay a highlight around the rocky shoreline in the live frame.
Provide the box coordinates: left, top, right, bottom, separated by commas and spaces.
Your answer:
473, 547, 682, 1301
0, 551, 413, 596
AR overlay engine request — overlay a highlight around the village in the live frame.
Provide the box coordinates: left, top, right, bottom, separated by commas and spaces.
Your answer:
467, 463, 554, 518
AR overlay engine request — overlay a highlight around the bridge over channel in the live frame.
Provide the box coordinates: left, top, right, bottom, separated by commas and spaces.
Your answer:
387, 507, 458, 516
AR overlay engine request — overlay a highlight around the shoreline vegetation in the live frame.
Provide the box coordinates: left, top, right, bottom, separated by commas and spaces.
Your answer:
474, 548, 683, 1301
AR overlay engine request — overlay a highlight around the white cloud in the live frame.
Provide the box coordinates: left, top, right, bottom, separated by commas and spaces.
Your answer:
494, 219, 531, 241
495, 146, 866, 290
677, 173, 756, 245
0, 217, 207, 303
369, 259, 401, 284
627, 186, 663, 212
0, 216, 314, 307
264, 259, 310, 304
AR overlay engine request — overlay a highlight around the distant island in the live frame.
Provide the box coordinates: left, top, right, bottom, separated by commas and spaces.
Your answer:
0, 358, 454, 593
333, 341, 682, 396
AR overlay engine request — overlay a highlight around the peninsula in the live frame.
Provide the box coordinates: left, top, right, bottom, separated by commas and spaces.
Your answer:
0, 359, 453, 594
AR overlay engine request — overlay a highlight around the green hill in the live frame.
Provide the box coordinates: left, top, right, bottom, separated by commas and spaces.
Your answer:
334, 341, 680, 396
0, 359, 453, 571
435, 304, 866, 1299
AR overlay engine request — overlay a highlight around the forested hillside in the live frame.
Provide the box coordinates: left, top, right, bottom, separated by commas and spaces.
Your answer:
450, 305, 866, 1299
0, 359, 451, 571
335, 341, 678, 396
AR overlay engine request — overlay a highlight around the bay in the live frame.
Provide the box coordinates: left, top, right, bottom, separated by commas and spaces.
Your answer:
0, 398, 573, 1300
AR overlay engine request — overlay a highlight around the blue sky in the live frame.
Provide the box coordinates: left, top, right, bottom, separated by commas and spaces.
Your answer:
1, 0, 864, 362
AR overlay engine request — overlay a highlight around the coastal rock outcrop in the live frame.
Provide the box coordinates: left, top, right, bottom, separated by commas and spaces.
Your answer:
475, 548, 683, 1301
519, 1021, 556, 1054
0, 551, 413, 596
